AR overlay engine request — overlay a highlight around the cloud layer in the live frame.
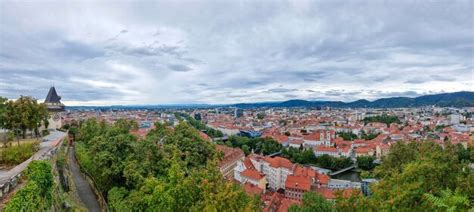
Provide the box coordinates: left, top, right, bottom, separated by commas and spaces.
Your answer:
0, 0, 472, 105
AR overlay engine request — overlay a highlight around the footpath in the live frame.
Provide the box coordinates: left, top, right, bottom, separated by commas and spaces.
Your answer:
67, 146, 101, 212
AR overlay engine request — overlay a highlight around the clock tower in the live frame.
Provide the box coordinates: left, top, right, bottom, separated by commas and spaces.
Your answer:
44, 86, 65, 130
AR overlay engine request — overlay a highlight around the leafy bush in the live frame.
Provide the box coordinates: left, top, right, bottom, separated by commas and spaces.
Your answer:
4, 160, 54, 211
0, 142, 39, 166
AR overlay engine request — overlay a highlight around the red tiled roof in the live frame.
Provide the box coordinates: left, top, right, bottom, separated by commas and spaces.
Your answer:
263, 193, 300, 212
216, 145, 245, 168
314, 146, 338, 152
289, 139, 304, 145
244, 182, 263, 195
285, 175, 311, 191
278, 198, 300, 212
241, 169, 265, 180
243, 157, 255, 170
264, 156, 294, 169
354, 147, 373, 154
317, 173, 330, 184
339, 146, 351, 153
198, 131, 212, 141
303, 133, 320, 141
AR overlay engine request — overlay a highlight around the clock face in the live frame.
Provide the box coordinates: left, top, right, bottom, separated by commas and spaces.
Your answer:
53, 113, 60, 121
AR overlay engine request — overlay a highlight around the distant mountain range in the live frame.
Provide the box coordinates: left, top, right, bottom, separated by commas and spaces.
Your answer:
66, 91, 474, 110
232, 91, 474, 108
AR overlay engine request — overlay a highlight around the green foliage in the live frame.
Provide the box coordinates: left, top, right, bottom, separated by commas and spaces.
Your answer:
368, 141, 472, 210
0, 142, 39, 166
1, 96, 49, 139
423, 189, 471, 212
356, 156, 376, 170
337, 131, 357, 141
282, 147, 316, 164
316, 154, 353, 171
282, 147, 353, 170
227, 135, 282, 155
360, 131, 379, 140
334, 189, 371, 211
175, 113, 224, 138
363, 113, 401, 127
76, 118, 258, 211
256, 113, 265, 119
4, 181, 45, 211
4, 160, 54, 211
455, 144, 471, 162
360, 170, 374, 179
288, 192, 334, 212
435, 124, 448, 132
0, 96, 7, 128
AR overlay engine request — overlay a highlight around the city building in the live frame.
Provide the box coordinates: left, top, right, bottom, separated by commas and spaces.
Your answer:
216, 145, 245, 179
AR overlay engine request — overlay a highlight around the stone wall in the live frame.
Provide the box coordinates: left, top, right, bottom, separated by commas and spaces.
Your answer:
0, 142, 61, 200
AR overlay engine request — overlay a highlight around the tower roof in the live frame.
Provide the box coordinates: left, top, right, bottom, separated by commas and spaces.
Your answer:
44, 86, 62, 103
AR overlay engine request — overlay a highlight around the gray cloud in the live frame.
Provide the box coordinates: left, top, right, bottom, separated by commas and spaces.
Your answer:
430, 74, 456, 82
54, 40, 105, 60
266, 88, 298, 93
404, 78, 427, 84
0, 0, 472, 105
168, 63, 192, 72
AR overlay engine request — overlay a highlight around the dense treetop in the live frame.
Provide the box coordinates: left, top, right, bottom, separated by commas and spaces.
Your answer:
75, 118, 259, 211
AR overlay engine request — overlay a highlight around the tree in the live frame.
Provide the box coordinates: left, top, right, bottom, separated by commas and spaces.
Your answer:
241, 144, 250, 155
314, 154, 353, 170
1, 96, 48, 143
0, 96, 6, 127
227, 135, 282, 156
360, 130, 379, 140
0, 96, 8, 145
337, 131, 357, 141
357, 156, 376, 170
76, 118, 259, 210
288, 192, 333, 212
369, 141, 469, 210
363, 113, 401, 127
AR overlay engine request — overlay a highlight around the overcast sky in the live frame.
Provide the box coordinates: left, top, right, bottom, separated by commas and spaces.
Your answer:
0, 0, 473, 105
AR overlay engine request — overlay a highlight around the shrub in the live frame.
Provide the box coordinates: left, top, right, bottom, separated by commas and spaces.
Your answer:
4, 160, 54, 211
0, 142, 39, 166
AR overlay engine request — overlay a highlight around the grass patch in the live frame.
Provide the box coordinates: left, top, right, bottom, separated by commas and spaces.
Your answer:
0, 138, 40, 148
0, 142, 39, 166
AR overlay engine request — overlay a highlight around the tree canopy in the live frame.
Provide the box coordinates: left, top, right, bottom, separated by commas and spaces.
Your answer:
0, 96, 49, 140
225, 135, 282, 155
363, 113, 401, 127
288, 192, 333, 212
175, 112, 224, 138
354, 141, 473, 211
75, 118, 259, 211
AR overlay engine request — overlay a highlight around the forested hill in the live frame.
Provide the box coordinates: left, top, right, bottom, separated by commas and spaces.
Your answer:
232, 91, 474, 108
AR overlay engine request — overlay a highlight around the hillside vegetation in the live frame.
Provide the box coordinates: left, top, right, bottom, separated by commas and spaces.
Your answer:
75, 119, 259, 211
